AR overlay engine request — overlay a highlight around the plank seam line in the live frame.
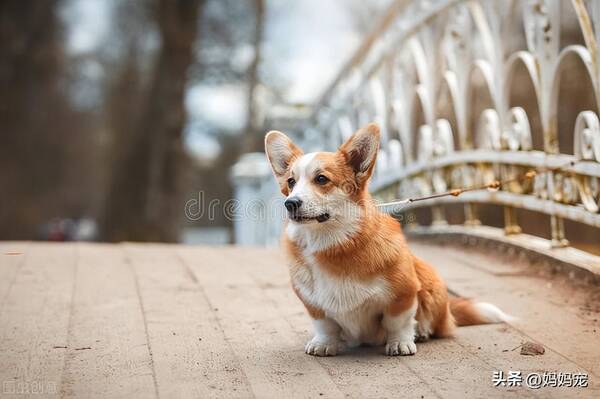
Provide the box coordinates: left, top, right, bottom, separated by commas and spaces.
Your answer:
258, 281, 442, 398
231, 251, 364, 399
447, 279, 600, 379
173, 248, 257, 399
450, 336, 546, 398
58, 243, 79, 398
502, 323, 600, 379
0, 244, 29, 313
395, 357, 445, 399
125, 244, 161, 399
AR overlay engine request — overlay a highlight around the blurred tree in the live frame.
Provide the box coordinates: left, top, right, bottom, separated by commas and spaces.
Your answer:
0, 0, 98, 239
102, 0, 204, 242
242, 0, 266, 153
192, 0, 257, 84
182, 0, 268, 233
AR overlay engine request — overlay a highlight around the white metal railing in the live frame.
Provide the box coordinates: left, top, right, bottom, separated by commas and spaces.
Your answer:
231, 0, 600, 265
301, 0, 600, 254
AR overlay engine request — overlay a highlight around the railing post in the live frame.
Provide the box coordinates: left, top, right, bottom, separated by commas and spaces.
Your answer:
431, 206, 448, 226
463, 203, 481, 226
550, 215, 569, 248
503, 206, 521, 235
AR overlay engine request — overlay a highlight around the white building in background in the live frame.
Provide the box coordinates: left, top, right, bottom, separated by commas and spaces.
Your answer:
230, 152, 282, 246
230, 107, 311, 246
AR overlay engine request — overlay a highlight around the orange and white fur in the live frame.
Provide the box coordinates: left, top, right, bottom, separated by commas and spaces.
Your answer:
264, 123, 511, 357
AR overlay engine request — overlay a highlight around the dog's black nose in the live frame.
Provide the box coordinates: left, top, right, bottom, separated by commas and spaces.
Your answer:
284, 197, 302, 212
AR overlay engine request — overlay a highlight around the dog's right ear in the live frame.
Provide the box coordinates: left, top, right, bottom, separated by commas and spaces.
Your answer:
264, 131, 303, 179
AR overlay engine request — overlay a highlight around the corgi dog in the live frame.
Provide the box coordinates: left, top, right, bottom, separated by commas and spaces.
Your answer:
264, 123, 511, 356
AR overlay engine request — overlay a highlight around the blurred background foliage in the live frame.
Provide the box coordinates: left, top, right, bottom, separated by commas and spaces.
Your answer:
0, 0, 390, 243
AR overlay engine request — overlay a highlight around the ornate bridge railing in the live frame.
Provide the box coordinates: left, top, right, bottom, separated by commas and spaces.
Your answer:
301, 0, 600, 270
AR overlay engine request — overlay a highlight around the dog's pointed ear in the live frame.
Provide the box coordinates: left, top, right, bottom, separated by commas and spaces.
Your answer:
265, 131, 303, 178
338, 123, 380, 183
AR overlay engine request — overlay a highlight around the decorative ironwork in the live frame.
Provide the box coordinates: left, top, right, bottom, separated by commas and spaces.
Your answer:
305, 0, 600, 251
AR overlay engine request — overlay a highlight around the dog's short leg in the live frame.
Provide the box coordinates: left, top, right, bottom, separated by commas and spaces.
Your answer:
383, 299, 417, 356
305, 318, 344, 356
415, 318, 433, 342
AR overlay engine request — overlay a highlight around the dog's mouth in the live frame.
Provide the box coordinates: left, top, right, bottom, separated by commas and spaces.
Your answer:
290, 213, 330, 223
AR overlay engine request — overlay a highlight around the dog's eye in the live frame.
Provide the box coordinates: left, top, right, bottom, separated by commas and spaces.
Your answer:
287, 177, 296, 189
315, 174, 329, 185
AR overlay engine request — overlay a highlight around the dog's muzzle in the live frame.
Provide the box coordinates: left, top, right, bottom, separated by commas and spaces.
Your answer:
284, 197, 330, 223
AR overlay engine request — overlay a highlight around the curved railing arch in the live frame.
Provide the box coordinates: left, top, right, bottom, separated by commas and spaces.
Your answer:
435, 74, 462, 151
302, 0, 600, 259
548, 45, 599, 148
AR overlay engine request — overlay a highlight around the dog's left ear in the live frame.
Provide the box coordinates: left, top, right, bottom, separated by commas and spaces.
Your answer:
338, 123, 380, 183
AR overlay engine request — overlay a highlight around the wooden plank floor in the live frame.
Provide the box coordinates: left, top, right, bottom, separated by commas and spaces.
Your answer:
0, 242, 599, 399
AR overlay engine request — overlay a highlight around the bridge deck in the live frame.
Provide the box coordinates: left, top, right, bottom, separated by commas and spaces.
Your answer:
0, 242, 599, 398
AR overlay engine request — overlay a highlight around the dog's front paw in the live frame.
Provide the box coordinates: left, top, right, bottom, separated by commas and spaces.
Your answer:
305, 337, 343, 357
386, 341, 417, 356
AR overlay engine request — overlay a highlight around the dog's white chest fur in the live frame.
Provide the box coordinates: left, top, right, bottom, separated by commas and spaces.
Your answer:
291, 253, 392, 343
